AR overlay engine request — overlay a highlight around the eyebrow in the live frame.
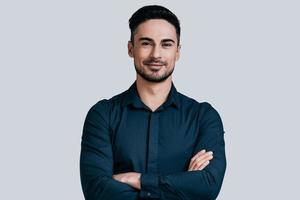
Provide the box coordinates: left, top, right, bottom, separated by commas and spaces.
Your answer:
161, 39, 175, 43
139, 37, 176, 44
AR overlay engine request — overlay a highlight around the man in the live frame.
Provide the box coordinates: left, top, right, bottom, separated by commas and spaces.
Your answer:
80, 5, 226, 200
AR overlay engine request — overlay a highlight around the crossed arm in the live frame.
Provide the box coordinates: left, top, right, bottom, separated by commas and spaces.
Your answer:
113, 149, 214, 190
80, 101, 226, 200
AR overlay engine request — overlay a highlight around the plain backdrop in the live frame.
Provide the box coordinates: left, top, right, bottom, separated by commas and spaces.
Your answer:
1, 0, 299, 199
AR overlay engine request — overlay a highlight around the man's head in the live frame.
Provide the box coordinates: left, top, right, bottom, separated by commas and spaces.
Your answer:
128, 5, 181, 83
129, 5, 181, 46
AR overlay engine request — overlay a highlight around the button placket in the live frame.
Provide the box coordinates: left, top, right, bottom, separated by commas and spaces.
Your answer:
146, 112, 159, 174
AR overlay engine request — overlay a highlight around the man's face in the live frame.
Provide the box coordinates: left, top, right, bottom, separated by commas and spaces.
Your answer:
128, 19, 181, 83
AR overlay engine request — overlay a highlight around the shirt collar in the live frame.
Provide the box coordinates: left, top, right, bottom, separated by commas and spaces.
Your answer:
121, 81, 180, 110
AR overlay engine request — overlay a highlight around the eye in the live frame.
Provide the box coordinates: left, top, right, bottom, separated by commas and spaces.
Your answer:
141, 42, 151, 46
162, 43, 173, 47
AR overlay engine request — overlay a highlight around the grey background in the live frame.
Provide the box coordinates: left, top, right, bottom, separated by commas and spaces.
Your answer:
1, 0, 299, 199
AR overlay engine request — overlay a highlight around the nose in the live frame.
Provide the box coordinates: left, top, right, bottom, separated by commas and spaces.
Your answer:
150, 45, 161, 59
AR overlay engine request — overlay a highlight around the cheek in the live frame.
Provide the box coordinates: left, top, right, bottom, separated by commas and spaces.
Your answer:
166, 53, 178, 64
165, 49, 178, 58
134, 47, 151, 55
134, 50, 150, 62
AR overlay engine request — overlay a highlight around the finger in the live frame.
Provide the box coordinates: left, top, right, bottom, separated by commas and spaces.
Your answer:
193, 160, 210, 171
190, 156, 212, 171
189, 151, 213, 170
189, 152, 213, 171
191, 150, 206, 162
189, 150, 206, 169
112, 174, 120, 181
189, 160, 210, 171
198, 160, 210, 170
113, 173, 126, 182
189, 154, 211, 171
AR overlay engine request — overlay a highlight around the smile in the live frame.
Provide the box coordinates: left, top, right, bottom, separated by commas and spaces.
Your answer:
146, 63, 164, 67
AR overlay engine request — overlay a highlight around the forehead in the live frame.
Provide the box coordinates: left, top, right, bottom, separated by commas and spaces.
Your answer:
134, 19, 177, 41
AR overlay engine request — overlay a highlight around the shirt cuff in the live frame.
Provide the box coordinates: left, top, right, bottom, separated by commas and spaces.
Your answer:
139, 173, 161, 199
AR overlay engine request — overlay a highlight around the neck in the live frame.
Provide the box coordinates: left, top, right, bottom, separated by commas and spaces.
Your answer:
136, 76, 172, 112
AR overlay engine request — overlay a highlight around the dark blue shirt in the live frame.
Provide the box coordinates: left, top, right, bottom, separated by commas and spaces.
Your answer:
80, 81, 226, 200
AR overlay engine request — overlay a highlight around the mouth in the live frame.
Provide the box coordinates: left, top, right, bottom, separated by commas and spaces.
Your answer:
147, 63, 163, 66
146, 64, 163, 71
146, 63, 164, 68
146, 63, 163, 66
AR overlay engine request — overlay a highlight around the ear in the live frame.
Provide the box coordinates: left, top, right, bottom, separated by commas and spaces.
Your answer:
128, 41, 134, 58
176, 44, 181, 61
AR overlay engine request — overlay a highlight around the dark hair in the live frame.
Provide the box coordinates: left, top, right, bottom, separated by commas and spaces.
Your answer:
129, 5, 181, 46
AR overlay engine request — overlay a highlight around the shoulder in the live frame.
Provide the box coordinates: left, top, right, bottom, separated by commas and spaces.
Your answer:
85, 89, 128, 120
177, 92, 223, 128
90, 88, 128, 110
177, 91, 216, 113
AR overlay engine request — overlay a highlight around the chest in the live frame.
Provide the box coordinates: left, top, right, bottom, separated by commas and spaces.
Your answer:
110, 108, 200, 173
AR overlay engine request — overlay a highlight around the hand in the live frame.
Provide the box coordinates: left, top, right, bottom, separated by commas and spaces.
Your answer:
113, 172, 141, 190
188, 149, 213, 171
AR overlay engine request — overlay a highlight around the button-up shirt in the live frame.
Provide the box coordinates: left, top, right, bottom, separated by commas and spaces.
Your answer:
80, 81, 226, 200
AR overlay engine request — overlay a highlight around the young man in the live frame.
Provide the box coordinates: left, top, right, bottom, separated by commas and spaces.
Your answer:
80, 5, 226, 200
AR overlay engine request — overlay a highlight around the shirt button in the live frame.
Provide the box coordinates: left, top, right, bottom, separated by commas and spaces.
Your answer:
147, 192, 151, 196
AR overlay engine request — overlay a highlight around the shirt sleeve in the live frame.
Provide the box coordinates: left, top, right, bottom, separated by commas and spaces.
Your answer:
80, 100, 139, 200
139, 103, 227, 200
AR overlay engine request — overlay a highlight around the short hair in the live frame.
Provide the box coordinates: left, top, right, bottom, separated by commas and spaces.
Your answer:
129, 5, 181, 46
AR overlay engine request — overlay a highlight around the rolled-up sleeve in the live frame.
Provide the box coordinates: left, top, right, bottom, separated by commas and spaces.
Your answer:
80, 100, 139, 200
139, 103, 226, 200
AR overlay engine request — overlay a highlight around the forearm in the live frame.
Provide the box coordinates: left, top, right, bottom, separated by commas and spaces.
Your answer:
80, 148, 140, 200
80, 173, 139, 200
113, 167, 225, 200
140, 160, 226, 200
140, 138, 226, 200
116, 140, 226, 199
